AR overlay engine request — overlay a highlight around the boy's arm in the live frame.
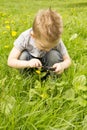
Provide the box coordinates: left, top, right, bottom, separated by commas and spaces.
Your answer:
7, 47, 42, 68
53, 53, 71, 74
7, 47, 31, 68
61, 53, 71, 69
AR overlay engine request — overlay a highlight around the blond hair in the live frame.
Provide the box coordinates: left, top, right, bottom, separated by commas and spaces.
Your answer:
33, 9, 63, 43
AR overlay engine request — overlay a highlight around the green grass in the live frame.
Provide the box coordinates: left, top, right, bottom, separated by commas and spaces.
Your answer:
0, 0, 87, 129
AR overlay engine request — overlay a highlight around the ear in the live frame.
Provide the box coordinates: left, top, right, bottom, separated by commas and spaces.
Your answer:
30, 31, 35, 38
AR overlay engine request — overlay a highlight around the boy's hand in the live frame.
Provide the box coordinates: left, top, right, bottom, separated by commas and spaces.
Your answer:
28, 58, 42, 68
53, 63, 64, 74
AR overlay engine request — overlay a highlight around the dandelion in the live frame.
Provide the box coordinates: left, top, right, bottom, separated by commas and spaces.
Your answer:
36, 70, 41, 74
40, 93, 48, 99
4, 45, 9, 48
11, 31, 17, 37
6, 25, 10, 30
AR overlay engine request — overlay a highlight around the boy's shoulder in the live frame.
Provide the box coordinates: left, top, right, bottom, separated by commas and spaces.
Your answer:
21, 28, 32, 38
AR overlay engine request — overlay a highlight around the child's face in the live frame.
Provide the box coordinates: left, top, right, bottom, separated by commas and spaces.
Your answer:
35, 39, 58, 51
31, 31, 59, 51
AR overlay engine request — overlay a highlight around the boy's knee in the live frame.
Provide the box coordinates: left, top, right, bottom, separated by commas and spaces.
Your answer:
46, 50, 63, 66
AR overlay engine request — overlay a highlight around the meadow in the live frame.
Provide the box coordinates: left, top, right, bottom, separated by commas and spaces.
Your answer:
0, 0, 87, 129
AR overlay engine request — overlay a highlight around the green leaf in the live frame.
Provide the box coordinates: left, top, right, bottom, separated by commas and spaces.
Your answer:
0, 76, 7, 87
63, 88, 75, 100
72, 75, 87, 92
69, 33, 78, 41
72, 75, 86, 87
82, 115, 87, 130
1, 95, 16, 116
35, 80, 41, 89
79, 86, 87, 91
77, 96, 87, 107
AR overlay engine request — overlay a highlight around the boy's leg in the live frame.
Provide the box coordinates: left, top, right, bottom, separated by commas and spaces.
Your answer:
19, 50, 32, 60
18, 50, 33, 74
42, 50, 63, 67
40, 50, 63, 79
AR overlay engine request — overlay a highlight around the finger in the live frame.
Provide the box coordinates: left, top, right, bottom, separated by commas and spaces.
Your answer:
52, 64, 57, 68
35, 62, 40, 67
52, 64, 57, 71
55, 68, 59, 73
37, 60, 42, 67
36, 61, 42, 67
55, 69, 64, 74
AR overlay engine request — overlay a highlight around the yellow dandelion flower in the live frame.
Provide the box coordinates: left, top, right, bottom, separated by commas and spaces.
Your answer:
6, 25, 10, 30
40, 93, 48, 99
4, 45, 9, 48
36, 70, 41, 74
11, 31, 17, 37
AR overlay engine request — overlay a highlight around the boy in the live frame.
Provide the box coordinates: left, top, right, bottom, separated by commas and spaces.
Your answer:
7, 9, 71, 74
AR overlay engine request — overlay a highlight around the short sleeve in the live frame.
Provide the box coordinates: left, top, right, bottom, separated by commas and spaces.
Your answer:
14, 33, 25, 52
56, 39, 68, 56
